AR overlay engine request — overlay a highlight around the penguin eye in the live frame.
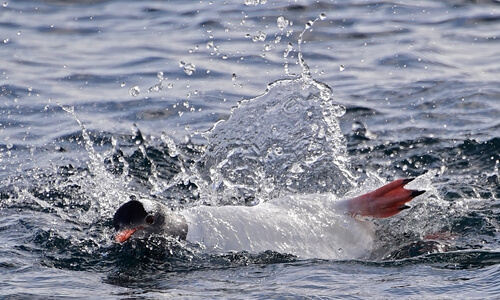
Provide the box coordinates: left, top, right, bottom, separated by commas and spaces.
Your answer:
145, 215, 155, 225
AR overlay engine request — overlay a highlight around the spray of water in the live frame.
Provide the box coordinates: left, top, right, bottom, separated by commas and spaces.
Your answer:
189, 77, 356, 206
0, 12, 451, 262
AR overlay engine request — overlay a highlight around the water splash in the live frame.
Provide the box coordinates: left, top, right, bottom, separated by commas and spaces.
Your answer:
192, 77, 356, 206
283, 13, 327, 79
58, 104, 132, 220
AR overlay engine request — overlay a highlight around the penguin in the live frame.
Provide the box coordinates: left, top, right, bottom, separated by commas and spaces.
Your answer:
113, 178, 425, 259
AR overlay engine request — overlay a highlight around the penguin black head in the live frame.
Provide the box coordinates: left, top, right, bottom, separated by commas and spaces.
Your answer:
113, 200, 149, 231
113, 199, 188, 243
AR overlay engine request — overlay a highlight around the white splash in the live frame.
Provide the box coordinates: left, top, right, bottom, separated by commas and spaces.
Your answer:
184, 194, 374, 259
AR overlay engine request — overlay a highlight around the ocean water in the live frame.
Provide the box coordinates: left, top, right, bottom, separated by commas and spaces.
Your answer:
1, 0, 500, 299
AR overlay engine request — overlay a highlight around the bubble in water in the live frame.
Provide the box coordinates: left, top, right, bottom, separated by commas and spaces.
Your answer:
274, 147, 284, 156
129, 85, 140, 97
2, 2, 7, 7
277, 16, 289, 30
167, 83, 174, 89
339, 65, 345, 71
3, 38, 9, 44
232, 73, 237, 81
120, 82, 126, 87
319, 13, 327, 20
157, 71, 164, 80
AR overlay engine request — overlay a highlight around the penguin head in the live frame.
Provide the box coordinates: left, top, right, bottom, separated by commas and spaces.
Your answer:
113, 199, 187, 243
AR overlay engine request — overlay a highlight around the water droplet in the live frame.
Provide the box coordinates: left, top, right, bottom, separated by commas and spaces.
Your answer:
167, 83, 173, 89
319, 13, 327, 20
120, 82, 126, 87
277, 16, 289, 30
339, 65, 345, 71
206, 40, 214, 49
284, 42, 293, 58
148, 82, 163, 92
232, 73, 237, 81
290, 162, 304, 173
274, 147, 283, 156
222, 55, 228, 60
17, 31, 21, 35
252, 31, 266, 42
2, 2, 8, 7
320, 89, 331, 101
129, 85, 140, 97
3, 38, 9, 44
181, 62, 196, 75
157, 71, 164, 80
244, 0, 259, 6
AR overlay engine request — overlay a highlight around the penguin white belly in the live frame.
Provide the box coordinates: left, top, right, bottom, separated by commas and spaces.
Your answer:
183, 194, 375, 260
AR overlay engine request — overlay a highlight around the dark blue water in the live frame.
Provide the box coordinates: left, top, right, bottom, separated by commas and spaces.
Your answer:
1, 0, 499, 298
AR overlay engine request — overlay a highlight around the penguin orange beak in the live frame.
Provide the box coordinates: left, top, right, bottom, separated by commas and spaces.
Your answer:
115, 226, 143, 243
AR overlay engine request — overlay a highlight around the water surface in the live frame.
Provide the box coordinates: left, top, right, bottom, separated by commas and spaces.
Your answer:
1, 0, 500, 298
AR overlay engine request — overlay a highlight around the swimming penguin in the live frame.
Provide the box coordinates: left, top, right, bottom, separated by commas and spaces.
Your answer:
113, 178, 425, 259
